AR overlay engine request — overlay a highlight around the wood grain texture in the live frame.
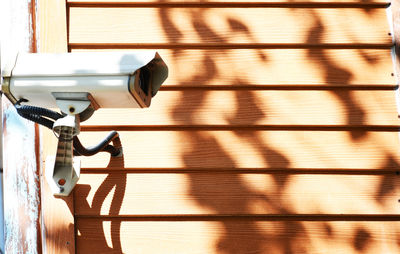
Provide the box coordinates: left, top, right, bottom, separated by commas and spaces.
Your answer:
75, 131, 400, 169
40, 128, 75, 253
2, 102, 42, 254
68, 1, 399, 253
40, 175, 75, 254
80, 90, 399, 126
71, 49, 395, 85
69, 8, 391, 44
74, 173, 400, 215
76, 219, 400, 254
38, 0, 75, 253
38, 0, 68, 53
1, 0, 41, 253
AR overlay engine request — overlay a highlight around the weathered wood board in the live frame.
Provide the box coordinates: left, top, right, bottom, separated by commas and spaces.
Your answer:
76, 219, 400, 254
38, 0, 75, 253
1, 0, 41, 253
74, 173, 400, 215
80, 90, 399, 126
69, 8, 392, 44
71, 48, 395, 85
73, 130, 400, 169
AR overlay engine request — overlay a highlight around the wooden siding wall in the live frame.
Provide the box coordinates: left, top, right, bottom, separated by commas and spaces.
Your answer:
67, 0, 400, 253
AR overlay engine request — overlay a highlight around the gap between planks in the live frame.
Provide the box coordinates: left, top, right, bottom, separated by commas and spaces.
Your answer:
79, 168, 399, 175
74, 214, 400, 221
80, 125, 400, 132
68, 43, 394, 50
66, 1, 391, 8
157, 85, 398, 90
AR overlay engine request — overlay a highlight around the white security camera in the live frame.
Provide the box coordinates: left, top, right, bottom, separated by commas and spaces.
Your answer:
1, 52, 168, 196
2, 51, 168, 112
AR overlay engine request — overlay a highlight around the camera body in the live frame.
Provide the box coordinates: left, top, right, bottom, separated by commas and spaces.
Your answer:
1, 51, 168, 112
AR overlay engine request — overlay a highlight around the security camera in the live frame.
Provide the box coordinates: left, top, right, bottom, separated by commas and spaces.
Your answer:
2, 51, 168, 113
1, 52, 168, 196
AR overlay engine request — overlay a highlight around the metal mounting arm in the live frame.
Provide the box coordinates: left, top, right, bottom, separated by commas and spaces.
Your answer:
46, 114, 80, 196
45, 93, 93, 196
44, 93, 121, 196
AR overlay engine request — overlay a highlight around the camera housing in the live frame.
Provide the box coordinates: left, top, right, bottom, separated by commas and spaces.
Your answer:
1, 51, 168, 112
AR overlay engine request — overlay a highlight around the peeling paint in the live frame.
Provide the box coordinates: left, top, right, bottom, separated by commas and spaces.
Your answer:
1, 0, 41, 253
3, 104, 40, 253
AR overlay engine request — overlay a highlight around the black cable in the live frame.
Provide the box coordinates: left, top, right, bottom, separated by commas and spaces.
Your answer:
73, 131, 121, 157
14, 103, 122, 157
15, 104, 63, 120
15, 104, 62, 130
18, 112, 55, 130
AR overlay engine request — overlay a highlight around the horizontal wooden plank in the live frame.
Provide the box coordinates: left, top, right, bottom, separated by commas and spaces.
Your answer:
76, 219, 400, 253
43, 130, 400, 169
69, 8, 391, 44
71, 49, 395, 85
80, 90, 399, 126
74, 173, 400, 215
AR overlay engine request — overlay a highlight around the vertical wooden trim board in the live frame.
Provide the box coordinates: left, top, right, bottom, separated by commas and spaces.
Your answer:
392, 0, 400, 81
38, 0, 75, 253
1, 0, 41, 253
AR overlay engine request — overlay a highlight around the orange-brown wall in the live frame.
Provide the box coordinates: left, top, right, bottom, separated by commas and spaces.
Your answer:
65, 0, 400, 253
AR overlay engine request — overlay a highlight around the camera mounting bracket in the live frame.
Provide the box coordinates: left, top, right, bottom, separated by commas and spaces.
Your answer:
46, 114, 80, 196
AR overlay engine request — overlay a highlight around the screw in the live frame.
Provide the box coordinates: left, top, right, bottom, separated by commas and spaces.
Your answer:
58, 178, 66, 186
